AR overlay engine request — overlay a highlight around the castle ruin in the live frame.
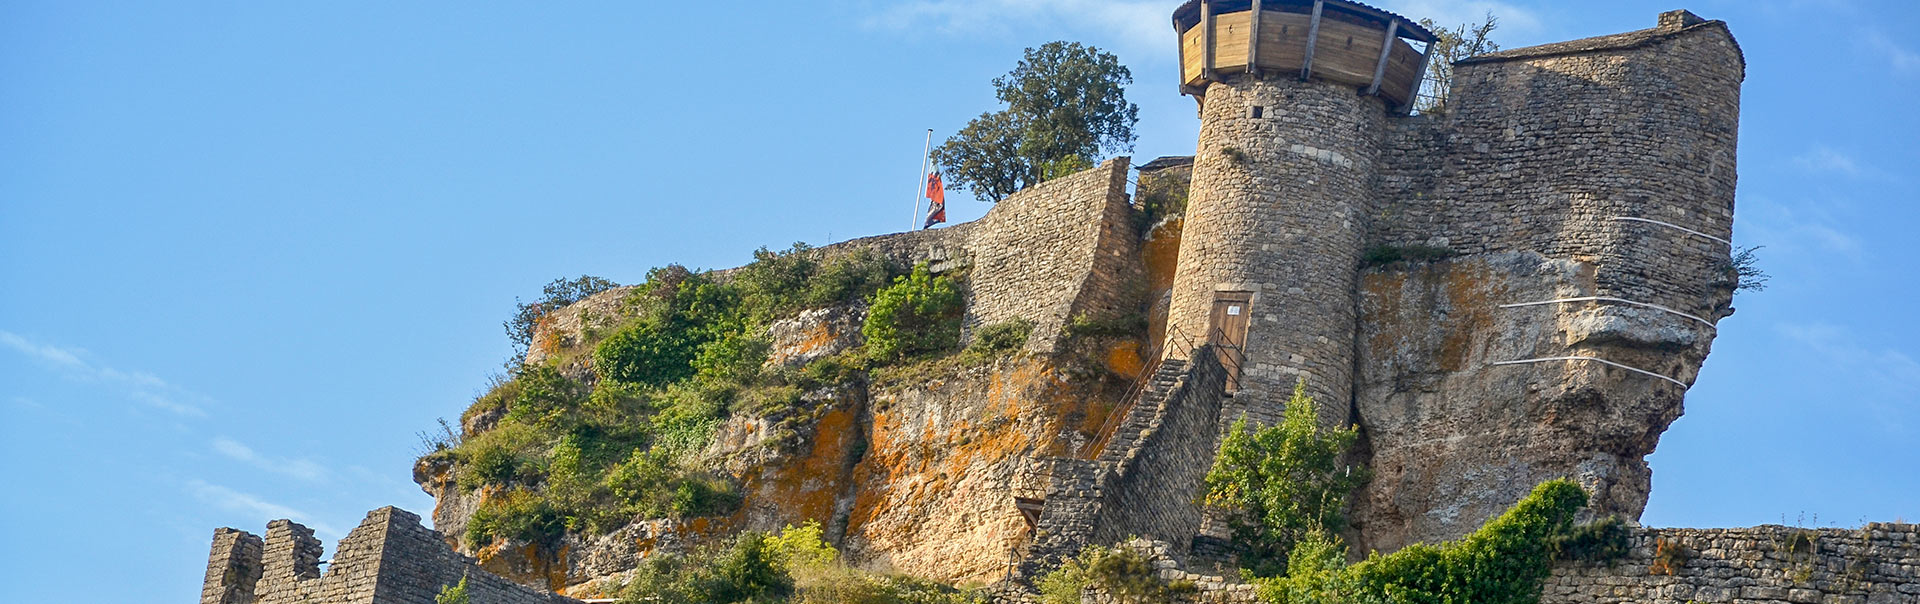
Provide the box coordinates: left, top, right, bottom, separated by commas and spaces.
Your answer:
200, 4, 1920, 603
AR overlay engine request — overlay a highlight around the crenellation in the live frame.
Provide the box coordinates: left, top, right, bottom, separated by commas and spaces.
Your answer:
206, 506, 580, 604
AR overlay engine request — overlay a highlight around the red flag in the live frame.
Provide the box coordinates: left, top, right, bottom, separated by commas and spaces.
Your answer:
922, 171, 947, 229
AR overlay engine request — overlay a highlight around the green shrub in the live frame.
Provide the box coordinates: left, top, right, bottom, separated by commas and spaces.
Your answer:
619, 532, 794, 604
1063, 312, 1147, 339
1037, 545, 1187, 604
768, 520, 839, 570
806, 249, 896, 308
670, 474, 742, 518
466, 488, 567, 550
1254, 479, 1590, 604
962, 318, 1033, 364
435, 576, 470, 604
862, 263, 965, 362
1554, 516, 1631, 564
1360, 244, 1456, 267
1204, 380, 1368, 577
595, 319, 703, 387
500, 364, 591, 428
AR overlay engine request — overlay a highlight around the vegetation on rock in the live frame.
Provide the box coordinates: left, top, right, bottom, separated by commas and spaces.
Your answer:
618, 521, 983, 604
1204, 380, 1369, 577
934, 41, 1138, 202
1252, 479, 1590, 604
1036, 545, 1195, 604
434, 245, 903, 550
862, 263, 964, 362
506, 275, 620, 360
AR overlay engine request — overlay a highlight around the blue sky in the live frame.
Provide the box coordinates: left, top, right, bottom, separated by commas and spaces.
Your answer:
2, 0, 1915, 601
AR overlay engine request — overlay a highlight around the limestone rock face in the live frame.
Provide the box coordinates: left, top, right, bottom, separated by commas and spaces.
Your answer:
1350, 252, 1724, 555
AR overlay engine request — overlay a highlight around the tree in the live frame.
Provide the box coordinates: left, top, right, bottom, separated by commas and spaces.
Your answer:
1203, 380, 1368, 577
934, 41, 1139, 202
1415, 13, 1501, 115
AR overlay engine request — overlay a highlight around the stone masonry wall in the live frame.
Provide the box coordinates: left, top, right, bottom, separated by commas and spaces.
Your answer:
1372, 17, 1743, 322
203, 507, 578, 604
1166, 76, 1384, 430
963, 157, 1141, 353
1541, 524, 1920, 604
1347, 13, 1745, 555
1092, 350, 1230, 557
1060, 524, 1920, 604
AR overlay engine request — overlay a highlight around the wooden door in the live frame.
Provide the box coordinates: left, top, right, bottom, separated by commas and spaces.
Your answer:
1208, 292, 1252, 389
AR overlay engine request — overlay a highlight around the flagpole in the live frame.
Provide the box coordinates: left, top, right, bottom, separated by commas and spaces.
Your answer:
912, 129, 932, 231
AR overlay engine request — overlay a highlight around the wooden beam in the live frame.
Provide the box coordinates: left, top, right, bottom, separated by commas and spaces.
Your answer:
1299, 0, 1324, 81
1365, 20, 1399, 96
1175, 17, 1190, 93
1200, 0, 1216, 81
1398, 39, 1434, 115
1245, 0, 1262, 74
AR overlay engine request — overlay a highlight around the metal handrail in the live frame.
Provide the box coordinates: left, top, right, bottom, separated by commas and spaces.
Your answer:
1077, 325, 1244, 460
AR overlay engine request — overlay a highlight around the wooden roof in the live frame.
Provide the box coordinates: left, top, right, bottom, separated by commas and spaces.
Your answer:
1171, 0, 1436, 44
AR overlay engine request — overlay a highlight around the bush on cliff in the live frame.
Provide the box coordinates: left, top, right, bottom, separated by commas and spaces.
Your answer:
1253, 479, 1589, 604
863, 263, 964, 361
1036, 545, 1194, 604
505, 274, 621, 360
1204, 380, 1368, 577
617, 522, 982, 604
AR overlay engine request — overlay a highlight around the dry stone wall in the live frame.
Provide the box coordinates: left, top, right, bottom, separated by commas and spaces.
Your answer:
202, 507, 578, 604
1542, 524, 1920, 604
961, 157, 1141, 353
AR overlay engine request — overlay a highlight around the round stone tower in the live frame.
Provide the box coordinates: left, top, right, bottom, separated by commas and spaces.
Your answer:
1164, 0, 1434, 426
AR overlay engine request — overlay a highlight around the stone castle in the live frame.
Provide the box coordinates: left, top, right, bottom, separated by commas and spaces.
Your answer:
201, 3, 1920, 603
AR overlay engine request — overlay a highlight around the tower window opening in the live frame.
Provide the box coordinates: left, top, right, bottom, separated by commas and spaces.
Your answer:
1251, 106, 1265, 119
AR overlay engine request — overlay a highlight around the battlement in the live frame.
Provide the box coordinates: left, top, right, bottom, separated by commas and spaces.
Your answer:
200, 507, 579, 604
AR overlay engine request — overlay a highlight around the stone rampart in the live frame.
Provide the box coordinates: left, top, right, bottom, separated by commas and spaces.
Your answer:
525, 158, 1139, 367
1542, 524, 1920, 604
962, 157, 1141, 353
202, 507, 578, 604
1062, 523, 1920, 604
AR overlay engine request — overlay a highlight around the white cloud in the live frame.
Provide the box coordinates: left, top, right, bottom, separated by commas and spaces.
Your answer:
187, 479, 342, 537
1776, 323, 1917, 432
1792, 145, 1863, 177
0, 330, 208, 417
213, 437, 330, 482
1865, 32, 1920, 76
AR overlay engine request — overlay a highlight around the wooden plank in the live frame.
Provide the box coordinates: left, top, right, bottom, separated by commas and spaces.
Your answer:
1210, 11, 1253, 72
1366, 20, 1398, 95
1176, 16, 1189, 93
1246, 0, 1262, 74
1399, 40, 1434, 114
1200, 0, 1215, 80
1299, 0, 1324, 81
1306, 19, 1387, 83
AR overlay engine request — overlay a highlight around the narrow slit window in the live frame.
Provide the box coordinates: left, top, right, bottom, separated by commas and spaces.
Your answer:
1251, 106, 1265, 119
